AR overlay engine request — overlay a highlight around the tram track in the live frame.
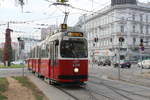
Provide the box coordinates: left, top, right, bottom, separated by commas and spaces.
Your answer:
48, 83, 101, 100
89, 75, 150, 100
33, 74, 80, 100
88, 81, 133, 100
29, 70, 150, 100
30, 72, 100, 100
30, 71, 116, 100
80, 85, 115, 100
54, 85, 80, 100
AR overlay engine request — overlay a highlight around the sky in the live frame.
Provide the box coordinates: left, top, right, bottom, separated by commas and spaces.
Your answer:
0, 0, 149, 43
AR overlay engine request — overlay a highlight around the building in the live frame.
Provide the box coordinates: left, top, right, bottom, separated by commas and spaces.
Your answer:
76, 0, 150, 62
19, 37, 41, 59
41, 25, 58, 40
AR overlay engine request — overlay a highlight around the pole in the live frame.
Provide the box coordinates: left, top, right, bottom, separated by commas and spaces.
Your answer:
140, 49, 143, 74
118, 42, 121, 80
18, 38, 24, 77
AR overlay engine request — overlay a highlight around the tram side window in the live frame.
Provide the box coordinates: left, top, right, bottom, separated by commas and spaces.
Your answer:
50, 42, 54, 59
33, 49, 35, 58
46, 44, 49, 58
55, 44, 58, 60
36, 47, 39, 58
32, 50, 34, 58
38, 47, 41, 58
35, 47, 37, 58
30, 50, 33, 58
41, 44, 45, 58
40, 44, 49, 58
55, 43, 58, 65
41, 49, 45, 58
29, 51, 31, 58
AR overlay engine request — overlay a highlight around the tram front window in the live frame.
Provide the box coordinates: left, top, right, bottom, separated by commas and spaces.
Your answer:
60, 39, 88, 58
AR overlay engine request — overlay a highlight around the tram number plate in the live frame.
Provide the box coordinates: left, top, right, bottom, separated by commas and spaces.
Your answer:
73, 64, 80, 67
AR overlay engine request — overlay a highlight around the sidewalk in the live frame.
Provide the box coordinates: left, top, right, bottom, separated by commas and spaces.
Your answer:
28, 74, 75, 100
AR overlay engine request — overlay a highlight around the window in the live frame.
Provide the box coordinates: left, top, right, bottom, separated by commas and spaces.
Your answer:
60, 39, 88, 58
36, 47, 39, 58
146, 38, 148, 45
41, 44, 49, 58
146, 15, 148, 22
133, 38, 136, 44
132, 14, 135, 21
133, 25, 135, 33
111, 24, 114, 33
140, 14, 143, 22
120, 25, 124, 33
146, 25, 149, 34
140, 25, 143, 34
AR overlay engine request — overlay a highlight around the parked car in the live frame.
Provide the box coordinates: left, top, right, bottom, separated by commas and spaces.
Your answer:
11, 60, 25, 65
103, 59, 111, 66
113, 60, 131, 68
97, 61, 103, 66
137, 59, 150, 69
120, 60, 131, 68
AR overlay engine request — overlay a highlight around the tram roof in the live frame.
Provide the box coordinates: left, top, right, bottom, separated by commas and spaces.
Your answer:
36, 27, 85, 46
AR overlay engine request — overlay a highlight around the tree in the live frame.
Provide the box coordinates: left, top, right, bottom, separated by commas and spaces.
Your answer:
0, 48, 3, 62
3, 28, 13, 66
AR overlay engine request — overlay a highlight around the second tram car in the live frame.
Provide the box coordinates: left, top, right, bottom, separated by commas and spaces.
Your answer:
27, 30, 88, 84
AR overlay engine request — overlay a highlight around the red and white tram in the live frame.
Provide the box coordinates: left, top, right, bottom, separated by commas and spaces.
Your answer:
27, 30, 88, 84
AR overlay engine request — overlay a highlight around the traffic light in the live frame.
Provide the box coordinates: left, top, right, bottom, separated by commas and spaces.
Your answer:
119, 37, 124, 42
140, 39, 143, 43
94, 37, 98, 42
17, 37, 21, 41
17, 37, 24, 50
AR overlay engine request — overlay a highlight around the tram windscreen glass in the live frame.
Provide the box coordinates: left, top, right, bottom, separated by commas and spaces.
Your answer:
60, 39, 88, 58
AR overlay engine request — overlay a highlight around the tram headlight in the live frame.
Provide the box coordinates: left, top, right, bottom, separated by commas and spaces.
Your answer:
74, 68, 79, 73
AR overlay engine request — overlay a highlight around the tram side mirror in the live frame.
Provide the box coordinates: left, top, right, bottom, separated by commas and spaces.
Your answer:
55, 40, 59, 46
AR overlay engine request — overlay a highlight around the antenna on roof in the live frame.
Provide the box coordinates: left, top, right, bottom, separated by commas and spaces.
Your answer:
53, 0, 69, 32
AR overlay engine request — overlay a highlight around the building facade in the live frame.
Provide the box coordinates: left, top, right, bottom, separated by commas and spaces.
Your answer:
41, 25, 58, 40
76, 0, 150, 62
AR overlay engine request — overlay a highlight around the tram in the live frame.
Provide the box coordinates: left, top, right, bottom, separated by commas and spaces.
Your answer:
27, 29, 88, 84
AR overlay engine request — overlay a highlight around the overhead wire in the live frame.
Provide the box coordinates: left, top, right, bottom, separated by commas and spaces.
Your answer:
1, 0, 110, 38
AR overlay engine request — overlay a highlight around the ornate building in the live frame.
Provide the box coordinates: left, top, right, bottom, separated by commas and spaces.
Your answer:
76, 0, 150, 62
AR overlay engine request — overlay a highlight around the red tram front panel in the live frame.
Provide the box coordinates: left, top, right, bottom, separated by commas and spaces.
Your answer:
53, 59, 88, 82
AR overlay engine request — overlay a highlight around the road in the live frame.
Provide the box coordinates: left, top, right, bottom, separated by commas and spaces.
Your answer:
1, 65, 150, 100
0, 67, 29, 77
89, 63, 149, 79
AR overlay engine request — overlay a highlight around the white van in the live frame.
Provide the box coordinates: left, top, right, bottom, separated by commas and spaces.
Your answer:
138, 59, 150, 69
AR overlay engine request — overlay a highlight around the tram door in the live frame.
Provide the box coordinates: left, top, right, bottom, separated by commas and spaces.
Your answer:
50, 40, 59, 80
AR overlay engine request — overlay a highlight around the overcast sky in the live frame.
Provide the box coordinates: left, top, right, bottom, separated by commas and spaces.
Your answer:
0, 0, 149, 43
